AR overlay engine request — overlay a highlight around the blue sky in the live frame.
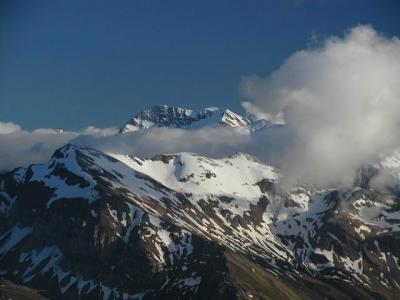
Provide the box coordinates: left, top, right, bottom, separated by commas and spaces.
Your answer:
1, 0, 399, 130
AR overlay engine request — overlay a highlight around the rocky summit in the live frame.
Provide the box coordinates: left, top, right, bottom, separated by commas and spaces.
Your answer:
118, 105, 275, 133
0, 142, 400, 299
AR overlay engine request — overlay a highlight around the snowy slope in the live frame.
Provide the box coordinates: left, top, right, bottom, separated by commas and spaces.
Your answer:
109, 152, 278, 197
1, 144, 400, 299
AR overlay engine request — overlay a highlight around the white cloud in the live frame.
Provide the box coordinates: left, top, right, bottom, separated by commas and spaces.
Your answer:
0, 122, 22, 134
81, 126, 119, 136
0, 125, 118, 171
241, 101, 270, 121
241, 25, 400, 188
0, 123, 253, 172
72, 126, 253, 160
0, 130, 78, 171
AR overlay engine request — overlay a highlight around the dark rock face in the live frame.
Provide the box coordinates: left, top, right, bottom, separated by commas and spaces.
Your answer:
1, 145, 400, 299
134, 105, 215, 127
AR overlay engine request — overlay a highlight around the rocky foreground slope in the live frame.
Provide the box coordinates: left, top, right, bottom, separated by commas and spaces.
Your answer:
0, 144, 400, 299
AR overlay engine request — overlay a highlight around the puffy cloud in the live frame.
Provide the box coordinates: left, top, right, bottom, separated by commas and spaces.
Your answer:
81, 126, 119, 136
241, 25, 400, 188
240, 101, 270, 121
0, 122, 22, 134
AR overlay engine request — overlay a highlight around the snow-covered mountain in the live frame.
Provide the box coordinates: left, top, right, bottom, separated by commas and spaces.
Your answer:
119, 105, 275, 133
1, 144, 400, 299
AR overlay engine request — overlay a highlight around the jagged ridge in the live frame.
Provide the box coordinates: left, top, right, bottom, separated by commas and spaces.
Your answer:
119, 105, 255, 133
0, 145, 400, 299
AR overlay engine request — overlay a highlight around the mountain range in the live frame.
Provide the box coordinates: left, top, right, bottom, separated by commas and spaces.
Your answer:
0, 106, 400, 299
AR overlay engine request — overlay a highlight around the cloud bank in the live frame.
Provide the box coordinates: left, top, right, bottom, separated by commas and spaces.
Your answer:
0, 130, 78, 171
241, 25, 400, 188
0, 126, 117, 171
0, 122, 22, 134
0, 123, 257, 172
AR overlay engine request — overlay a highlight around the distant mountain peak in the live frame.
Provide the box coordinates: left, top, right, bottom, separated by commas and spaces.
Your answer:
52, 128, 64, 133
119, 105, 255, 133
